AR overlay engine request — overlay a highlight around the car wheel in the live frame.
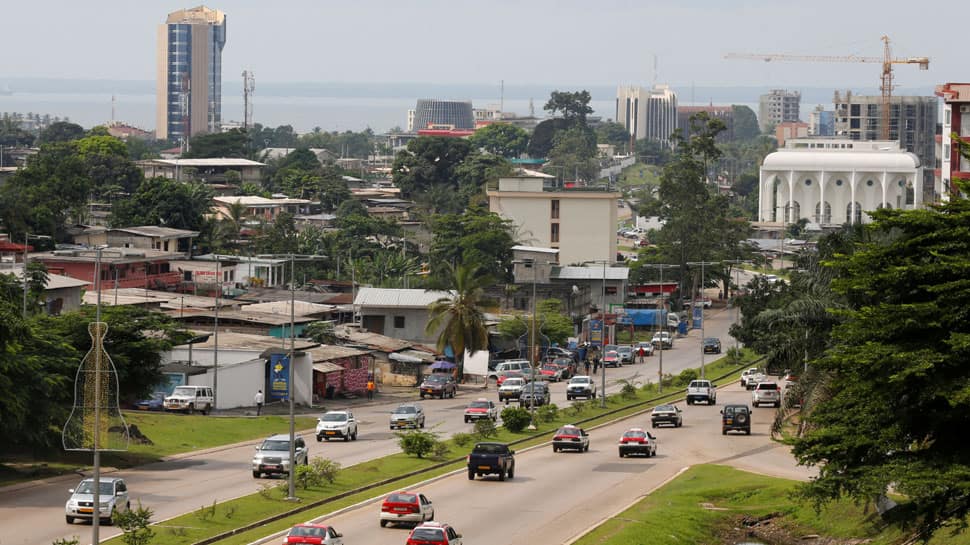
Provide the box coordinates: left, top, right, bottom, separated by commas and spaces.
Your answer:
420, 419, 425, 429
380, 519, 388, 528
677, 421, 682, 428
508, 465, 514, 479
253, 471, 261, 478
686, 399, 693, 405
428, 509, 435, 521
553, 445, 558, 452
419, 394, 425, 399
316, 435, 323, 442
498, 467, 506, 481
652, 422, 657, 428
324, 436, 330, 441
584, 443, 590, 452
619, 450, 625, 458
468, 469, 475, 480
745, 429, 751, 435
65, 515, 74, 524
753, 402, 758, 408
352, 430, 358, 441
722, 429, 727, 435
343, 433, 350, 442
464, 417, 469, 423
187, 403, 194, 415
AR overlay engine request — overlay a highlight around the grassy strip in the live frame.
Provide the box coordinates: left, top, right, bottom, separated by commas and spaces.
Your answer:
101, 351, 760, 545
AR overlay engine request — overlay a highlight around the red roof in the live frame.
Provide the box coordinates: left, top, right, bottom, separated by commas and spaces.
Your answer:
0, 242, 31, 252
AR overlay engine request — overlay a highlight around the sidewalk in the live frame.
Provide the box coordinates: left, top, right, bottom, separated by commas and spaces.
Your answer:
216, 384, 420, 417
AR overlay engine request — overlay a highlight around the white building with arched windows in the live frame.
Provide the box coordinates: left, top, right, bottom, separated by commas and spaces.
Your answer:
759, 139, 924, 227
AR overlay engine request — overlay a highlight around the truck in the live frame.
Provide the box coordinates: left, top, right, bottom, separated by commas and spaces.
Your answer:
686, 379, 717, 405
466, 442, 515, 481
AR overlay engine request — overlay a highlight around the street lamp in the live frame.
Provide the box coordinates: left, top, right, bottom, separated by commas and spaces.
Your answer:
259, 253, 326, 501
22, 233, 52, 317
687, 261, 719, 379
582, 259, 613, 408
640, 264, 679, 393
512, 258, 555, 427
722, 259, 751, 356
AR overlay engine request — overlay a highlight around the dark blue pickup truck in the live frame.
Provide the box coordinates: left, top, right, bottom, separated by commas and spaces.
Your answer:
466, 442, 515, 481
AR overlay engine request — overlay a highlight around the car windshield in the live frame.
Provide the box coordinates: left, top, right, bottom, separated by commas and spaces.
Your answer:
289, 526, 327, 537
472, 443, 507, 454
424, 376, 447, 384
411, 528, 444, 541
605, 345, 618, 351
502, 379, 524, 387
469, 401, 490, 408
705, 338, 718, 344
570, 377, 590, 384
259, 440, 290, 451
542, 365, 558, 371
758, 383, 779, 390
394, 406, 417, 414
387, 493, 417, 503
724, 406, 747, 415
654, 405, 675, 412
321, 413, 347, 422
618, 347, 631, 353
557, 427, 580, 435
171, 386, 197, 396
76, 481, 114, 495
623, 430, 647, 439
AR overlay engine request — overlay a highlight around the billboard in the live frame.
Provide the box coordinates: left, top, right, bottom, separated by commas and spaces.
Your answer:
269, 353, 290, 401
589, 319, 604, 347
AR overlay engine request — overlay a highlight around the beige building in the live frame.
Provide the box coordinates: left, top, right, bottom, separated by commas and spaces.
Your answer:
156, 6, 227, 143
487, 175, 619, 265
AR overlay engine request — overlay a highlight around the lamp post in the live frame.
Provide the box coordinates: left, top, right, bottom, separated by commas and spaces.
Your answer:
641, 264, 679, 393
22, 233, 52, 317
687, 261, 719, 379
582, 259, 612, 408
259, 253, 326, 501
722, 259, 751, 356
512, 258, 554, 427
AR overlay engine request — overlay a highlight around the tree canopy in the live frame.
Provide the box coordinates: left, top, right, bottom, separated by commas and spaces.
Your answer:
544, 90, 593, 124
467, 123, 529, 158
110, 177, 213, 231
184, 129, 249, 158
429, 204, 515, 283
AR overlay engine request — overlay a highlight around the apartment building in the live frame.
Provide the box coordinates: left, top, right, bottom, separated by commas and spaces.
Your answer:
758, 89, 801, 132
616, 85, 678, 146
935, 83, 970, 200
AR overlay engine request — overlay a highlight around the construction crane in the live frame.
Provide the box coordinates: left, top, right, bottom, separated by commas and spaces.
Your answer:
725, 36, 929, 140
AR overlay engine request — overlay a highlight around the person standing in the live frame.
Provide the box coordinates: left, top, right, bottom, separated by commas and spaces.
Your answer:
592, 349, 601, 374
638, 345, 646, 364
254, 389, 264, 416
366, 379, 375, 400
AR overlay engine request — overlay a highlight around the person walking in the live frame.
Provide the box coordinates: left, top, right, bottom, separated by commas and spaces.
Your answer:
584, 356, 591, 376
254, 389, 263, 416
366, 378, 376, 400
638, 345, 646, 364
592, 350, 600, 374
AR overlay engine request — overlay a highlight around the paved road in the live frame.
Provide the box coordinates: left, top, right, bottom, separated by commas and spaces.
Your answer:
0, 309, 740, 545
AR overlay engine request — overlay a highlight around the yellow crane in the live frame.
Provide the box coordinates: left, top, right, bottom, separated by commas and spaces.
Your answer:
725, 36, 929, 139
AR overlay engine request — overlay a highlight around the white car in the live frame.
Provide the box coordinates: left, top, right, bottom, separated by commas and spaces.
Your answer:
464, 398, 498, 423
618, 428, 658, 457
65, 477, 129, 525
379, 490, 435, 527
740, 368, 760, 388
566, 375, 597, 400
651, 331, 673, 349
498, 377, 525, 402
745, 371, 767, 390
752, 381, 781, 408
163, 385, 213, 414
315, 410, 358, 442
252, 434, 308, 478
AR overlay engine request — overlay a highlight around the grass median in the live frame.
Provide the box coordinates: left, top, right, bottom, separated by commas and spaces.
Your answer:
99, 351, 758, 545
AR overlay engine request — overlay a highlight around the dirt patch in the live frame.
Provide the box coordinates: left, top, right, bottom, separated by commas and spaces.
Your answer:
717, 513, 873, 545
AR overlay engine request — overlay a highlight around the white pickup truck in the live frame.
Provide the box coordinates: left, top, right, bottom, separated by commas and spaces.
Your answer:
686, 379, 716, 405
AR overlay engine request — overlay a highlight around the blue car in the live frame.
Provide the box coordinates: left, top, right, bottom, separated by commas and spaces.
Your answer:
134, 392, 166, 411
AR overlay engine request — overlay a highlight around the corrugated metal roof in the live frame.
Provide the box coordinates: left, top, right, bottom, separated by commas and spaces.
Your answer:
354, 287, 454, 308
552, 266, 630, 281
511, 245, 559, 254
308, 345, 372, 361
312, 362, 344, 373
109, 226, 199, 238
240, 301, 336, 317
334, 325, 413, 352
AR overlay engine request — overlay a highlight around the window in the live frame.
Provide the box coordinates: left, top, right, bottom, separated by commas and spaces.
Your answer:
551, 199, 560, 219
551, 223, 560, 243
605, 286, 618, 295
394, 316, 405, 329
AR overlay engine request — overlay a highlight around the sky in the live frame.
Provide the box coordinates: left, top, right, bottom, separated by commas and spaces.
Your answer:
2, 0, 964, 89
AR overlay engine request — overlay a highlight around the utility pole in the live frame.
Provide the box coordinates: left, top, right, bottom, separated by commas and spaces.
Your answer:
642, 264, 679, 393
687, 261, 719, 379
722, 259, 751, 356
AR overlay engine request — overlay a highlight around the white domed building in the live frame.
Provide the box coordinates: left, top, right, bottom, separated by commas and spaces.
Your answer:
759, 139, 925, 227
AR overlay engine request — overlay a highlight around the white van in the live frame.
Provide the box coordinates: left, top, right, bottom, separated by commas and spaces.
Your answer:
487, 360, 529, 382
164, 385, 214, 415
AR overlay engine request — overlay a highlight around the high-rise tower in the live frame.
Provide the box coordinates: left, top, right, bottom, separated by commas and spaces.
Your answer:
155, 6, 227, 144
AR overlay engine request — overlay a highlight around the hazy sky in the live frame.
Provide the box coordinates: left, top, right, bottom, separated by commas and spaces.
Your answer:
2, 1, 962, 89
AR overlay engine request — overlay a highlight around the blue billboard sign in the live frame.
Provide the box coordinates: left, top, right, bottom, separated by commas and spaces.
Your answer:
589, 319, 604, 346
692, 305, 703, 329
269, 354, 290, 401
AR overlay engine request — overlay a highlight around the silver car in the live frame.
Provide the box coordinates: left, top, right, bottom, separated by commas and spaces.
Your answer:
390, 403, 425, 430
65, 477, 129, 525
252, 434, 308, 478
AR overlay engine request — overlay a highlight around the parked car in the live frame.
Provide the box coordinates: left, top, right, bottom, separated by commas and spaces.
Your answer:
551, 357, 577, 379
407, 522, 464, 545
65, 477, 129, 525
635, 342, 655, 358
651, 331, 673, 350
252, 433, 308, 478
546, 346, 577, 362
467, 442, 515, 481
379, 491, 434, 527
602, 350, 621, 368
419, 374, 458, 399
498, 377, 526, 402
163, 385, 214, 414
617, 428, 657, 457
463, 398, 498, 423
283, 524, 344, 544
651, 404, 683, 428
566, 375, 597, 400
686, 379, 716, 405
552, 424, 590, 453
703, 337, 722, 354
752, 381, 782, 408
315, 410, 358, 442
539, 363, 563, 382
616, 345, 634, 364
390, 403, 426, 429
134, 392, 165, 411
721, 404, 752, 435
519, 381, 551, 407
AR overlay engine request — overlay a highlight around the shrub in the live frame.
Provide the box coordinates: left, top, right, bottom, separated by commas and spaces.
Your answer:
570, 400, 588, 416
115, 501, 155, 545
675, 368, 698, 387
617, 379, 638, 399
194, 501, 216, 522
452, 432, 474, 447
726, 346, 743, 366
292, 457, 342, 489
500, 406, 532, 433
396, 429, 438, 458
473, 418, 498, 439
52, 539, 80, 545
536, 403, 559, 423
431, 441, 450, 459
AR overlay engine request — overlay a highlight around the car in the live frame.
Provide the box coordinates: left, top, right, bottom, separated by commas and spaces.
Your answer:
618, 428, 657, 457
315, 410, 358, 442
488, 360, 528, 382
65, 477, 129, 525
519, 381, 551, 407
602, 350, 621, 368
566, 375, 597, 400
163, 385, 214, 414
752, 381, 782, 408
407, 521, 464, 545
616, 345, 634, 364
651, 331, 673, 350
134, 391, 165, 411
745, 370, 767, 390
721, 404, 752, 435
252, 433, 308, 478
551, 357, 577, 379
539, 363, 563, 382
546, 346, 577, 362
703, 337, 722, 354
379, 491, 434, 527
390, 403, 425, 429
686, 379, 716, 405
552, 424, 590, 452
467, 441, 515, 481
739, 368, 760, 388
496, 370, 524, 387
635, 341, 655, 358
464, 398, 498, 422
651, 404, 683, 428
419, 374, 458, 399
283, 523, 344, 544
498, 377, 526, 402
782, 370, 799, 384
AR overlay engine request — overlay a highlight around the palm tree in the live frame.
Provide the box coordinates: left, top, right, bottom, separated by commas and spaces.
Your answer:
425, 263, 491, 380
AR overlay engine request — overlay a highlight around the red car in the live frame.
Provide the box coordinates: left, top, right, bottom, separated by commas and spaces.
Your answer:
282, 523, 344, 544
379, 490, 434, 527
539, 363, 563, 382
406, 521, 464, 545
496, 371, 524, 387
602, 350, 621, 368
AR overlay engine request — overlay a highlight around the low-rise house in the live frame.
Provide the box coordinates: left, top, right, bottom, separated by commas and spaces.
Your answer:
136, 158, 265, 185
212, 195, 313, 223
333, 324, 437, 386
354, 287, 455, 344
71, 226, 198, 255
34, 247, 182, 291
1, 265, 89, 315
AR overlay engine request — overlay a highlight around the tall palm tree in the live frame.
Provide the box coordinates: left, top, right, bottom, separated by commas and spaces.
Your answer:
425, 263, 491, 380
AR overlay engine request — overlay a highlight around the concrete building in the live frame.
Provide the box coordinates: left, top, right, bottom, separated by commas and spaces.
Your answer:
759, 89, 801, 132
615, 85, 678, 146
155, 6, 227, 143
833, 91, 937, 200
676, 106, 734, 142
136, 158, 265, 185
487, 174, 619, 265
354, 287, 454, 344
775, 122, 809, 147
758, 139, 923, 228
411, 99, 475, 132
935, 83, 970, 200
808, 106, 835, 136
71, 226, 198, 254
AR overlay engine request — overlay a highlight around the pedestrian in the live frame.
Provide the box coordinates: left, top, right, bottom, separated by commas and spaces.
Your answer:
638, 345, 646, 364
254, 389, 263, 416
366, 378, 375, 400
584, 358, 591, 376
593, 354, 600, 374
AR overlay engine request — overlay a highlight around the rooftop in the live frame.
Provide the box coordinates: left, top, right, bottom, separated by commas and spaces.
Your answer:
174, 331, 317, 352
109, 226, 200, 239
213, 195, 311, 206
552, 266, 630, 281
148, 158, 263, 167
354, 287, 454, 308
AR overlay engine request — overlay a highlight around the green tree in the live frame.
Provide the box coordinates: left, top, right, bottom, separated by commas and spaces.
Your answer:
544, 90, 593, 124
36, 121, 85, 145
468, 123, 529, 158
429, 204, 515, 282
546, 126, 599, 182
497, 299, 574, 346
731, 105, 760, 141
110, 177, 213, 231
596, 121, 631, 150
391, 136, 472, 198
184, 129, 249, 158
527, 117, 572, 159
425, 263, 491, 379
453, 152, 513, 200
